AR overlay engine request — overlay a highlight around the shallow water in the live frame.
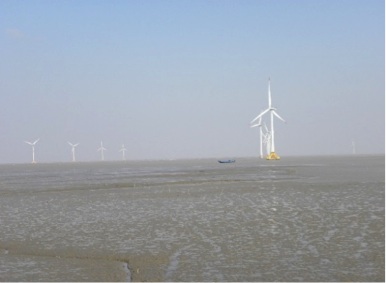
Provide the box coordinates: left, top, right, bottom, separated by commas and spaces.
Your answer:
0, 155, 384, 281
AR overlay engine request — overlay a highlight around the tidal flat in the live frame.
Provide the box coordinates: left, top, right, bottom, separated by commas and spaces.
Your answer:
0, 155, 384, 281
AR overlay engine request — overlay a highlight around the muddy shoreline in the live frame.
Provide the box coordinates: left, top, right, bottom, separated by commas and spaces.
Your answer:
0, 156, 384, 281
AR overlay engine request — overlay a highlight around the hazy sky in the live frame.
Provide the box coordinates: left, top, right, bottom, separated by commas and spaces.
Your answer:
0, 0, 384, 163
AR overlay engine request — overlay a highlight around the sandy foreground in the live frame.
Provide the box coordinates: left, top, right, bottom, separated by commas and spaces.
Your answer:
0, 157, 384, 281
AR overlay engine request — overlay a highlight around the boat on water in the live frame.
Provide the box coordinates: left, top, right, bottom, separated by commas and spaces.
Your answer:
218, 159, 236, 164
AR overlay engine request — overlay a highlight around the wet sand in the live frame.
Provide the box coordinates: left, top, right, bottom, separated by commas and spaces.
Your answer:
0, 156, 384, 281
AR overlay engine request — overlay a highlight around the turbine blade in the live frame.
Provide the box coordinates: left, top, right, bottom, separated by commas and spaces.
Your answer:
273, 111, 286, 122
268, 78, 272, 108
25, 141, 32, 145
250, 124, 260, 128
264, 123, 269, 132
250, 108, 269, 124
68, 142, 74, 146
33, 139, 40, 145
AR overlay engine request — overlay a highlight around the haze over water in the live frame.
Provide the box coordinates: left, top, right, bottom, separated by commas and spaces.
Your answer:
0, 155, 384, 281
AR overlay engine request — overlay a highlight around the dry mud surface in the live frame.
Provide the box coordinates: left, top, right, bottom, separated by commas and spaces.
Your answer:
0, 156, 384, 281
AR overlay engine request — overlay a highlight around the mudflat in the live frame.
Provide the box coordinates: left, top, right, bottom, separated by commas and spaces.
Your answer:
0, 155, 384, 281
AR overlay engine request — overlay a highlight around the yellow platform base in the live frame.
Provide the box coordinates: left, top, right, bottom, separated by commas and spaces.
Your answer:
266, 152, 280, 160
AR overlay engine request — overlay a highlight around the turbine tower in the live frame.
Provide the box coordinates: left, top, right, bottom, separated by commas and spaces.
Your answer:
352, 140, 356, 154
97, 141, 107, 161
24, 138, 40, 163
250, 78, 286, 160
68, 142, 79, 162
263, 123, 271, 155
250, 113, 264, 158
119, 144, 127, 161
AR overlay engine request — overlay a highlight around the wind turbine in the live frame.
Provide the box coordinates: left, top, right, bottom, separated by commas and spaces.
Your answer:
250, 78, 286, 160
262, 123, 271, 155
24, 138, 40, 163
119, 144, 127, 161
97, 141, 107, 161
352, 140, 356, 154
250, 113, 264, 158
68, 142, 79, 162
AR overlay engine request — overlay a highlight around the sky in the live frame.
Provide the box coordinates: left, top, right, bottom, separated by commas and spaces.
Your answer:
0, 0, 384, 163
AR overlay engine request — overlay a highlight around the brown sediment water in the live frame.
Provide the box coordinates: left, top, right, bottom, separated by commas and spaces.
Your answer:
0, 156, 384, 281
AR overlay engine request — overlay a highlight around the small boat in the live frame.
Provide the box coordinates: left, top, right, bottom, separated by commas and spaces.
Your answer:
218, 159, 236, 164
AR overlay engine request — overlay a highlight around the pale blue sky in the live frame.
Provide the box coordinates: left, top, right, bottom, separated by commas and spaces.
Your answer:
0, 0, 384, 163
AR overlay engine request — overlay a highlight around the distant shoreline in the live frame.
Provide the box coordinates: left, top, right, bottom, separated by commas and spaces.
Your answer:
0, 153, 384, 166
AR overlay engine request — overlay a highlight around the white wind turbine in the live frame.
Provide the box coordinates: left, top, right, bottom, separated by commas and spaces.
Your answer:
250, 78, 286, 160
24, 138, 40, 163
250, 113, 264, 158
352, 140, 356, 154
262, 123, 271, 155
97, 141, 107, 161
68, 142, 79, 162
119, 144, 127, 161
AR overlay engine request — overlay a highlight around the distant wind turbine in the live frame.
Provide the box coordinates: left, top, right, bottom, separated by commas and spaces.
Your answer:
263, 123, 271, 155
97, 141, 107, 161
119, 144, 127, 161
250, 78, 286, 160
352, 140, 356, 154
68, 142, 79, 162
24, 138, 40, 163
250, 113, 264, 158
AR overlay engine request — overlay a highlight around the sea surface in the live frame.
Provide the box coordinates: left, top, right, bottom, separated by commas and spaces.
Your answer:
0, 155, 384, 281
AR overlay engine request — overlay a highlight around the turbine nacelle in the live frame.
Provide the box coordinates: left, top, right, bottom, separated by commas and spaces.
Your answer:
97, 141, 107, 151
68, 142, 79, 147
119, 145, 127, 152
25, 139, 40, 146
